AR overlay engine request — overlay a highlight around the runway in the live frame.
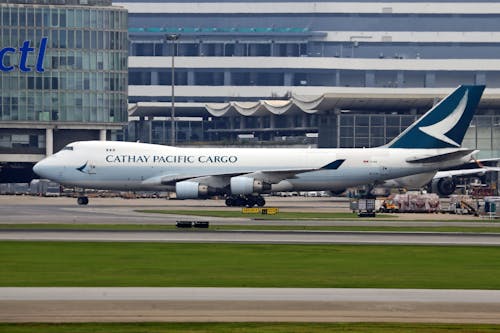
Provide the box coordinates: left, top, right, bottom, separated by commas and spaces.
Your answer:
2, 287, 500, 323
2, 229, 500, 245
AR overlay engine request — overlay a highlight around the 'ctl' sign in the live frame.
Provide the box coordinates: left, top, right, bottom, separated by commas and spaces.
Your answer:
0, 37, 48, 73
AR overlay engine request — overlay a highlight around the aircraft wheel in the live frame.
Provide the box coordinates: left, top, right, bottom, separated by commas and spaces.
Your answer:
77, 196, 89, 205
225, 198, 234, 207
256, 196, 266, 207
242, 195, 253, 208
235, 197, 246, 207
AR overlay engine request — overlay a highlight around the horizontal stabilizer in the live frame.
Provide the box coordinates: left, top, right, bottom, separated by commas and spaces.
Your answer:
406, 149, 477, 164
435, 167, 500, 180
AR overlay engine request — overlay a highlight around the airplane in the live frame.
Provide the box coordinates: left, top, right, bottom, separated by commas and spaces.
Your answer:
33, 85, 485, 207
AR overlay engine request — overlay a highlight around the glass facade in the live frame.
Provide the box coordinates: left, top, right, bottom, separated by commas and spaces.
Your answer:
0, 2, 128, 124
320, 114, 500, 159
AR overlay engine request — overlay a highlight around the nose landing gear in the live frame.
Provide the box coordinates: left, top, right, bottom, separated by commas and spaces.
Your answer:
76, 188, 89, 205
77, 196, 89, 205
225, 195, 266, 207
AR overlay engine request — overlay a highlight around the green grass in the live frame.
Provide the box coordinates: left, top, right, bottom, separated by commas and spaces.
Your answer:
1, 223, 500, 233
2, 242, 500, 289
137, 209, 397, 220
2, 323, 500, 333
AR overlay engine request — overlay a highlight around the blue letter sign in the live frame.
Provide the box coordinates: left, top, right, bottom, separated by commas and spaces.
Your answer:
0, 37, 48, 73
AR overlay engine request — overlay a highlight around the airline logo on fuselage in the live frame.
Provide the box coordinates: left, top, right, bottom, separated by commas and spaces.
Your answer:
76, 161, 96, 174
105, 154, 238, 164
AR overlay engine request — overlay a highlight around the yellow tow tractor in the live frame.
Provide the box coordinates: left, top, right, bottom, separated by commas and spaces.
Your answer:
378, 199, 399, 213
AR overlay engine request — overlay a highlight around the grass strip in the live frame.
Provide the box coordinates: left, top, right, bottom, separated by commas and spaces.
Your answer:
1, 223, 500, 233
136, 209, 397, 219
2, 322, 500, 333
2, 242, 500, 289
136, 209, 487, 222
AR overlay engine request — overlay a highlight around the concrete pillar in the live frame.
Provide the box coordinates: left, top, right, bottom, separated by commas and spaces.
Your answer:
199, 43, 208, 56
425, 73, 435, 88
397, 71, 404, 87
99, 129, 106, 141
269, 114, 275, 129
234, 43, 246, 56
258, 116, 264, 129
224, 71, 231, 85
270, 41, 277, 56
476, 72, 486, 85
147, 117, 153, 143
151, 71, 159, 85
187, 71, 195, 85
45, 128, 53, 156
301, 114, 308, 127
365, 71, 375, 87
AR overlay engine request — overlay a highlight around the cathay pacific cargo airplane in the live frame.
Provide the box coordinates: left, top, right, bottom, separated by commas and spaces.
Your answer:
34, 85, 485, 207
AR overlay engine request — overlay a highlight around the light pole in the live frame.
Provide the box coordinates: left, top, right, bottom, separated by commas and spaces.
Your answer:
166, 34, 179, 146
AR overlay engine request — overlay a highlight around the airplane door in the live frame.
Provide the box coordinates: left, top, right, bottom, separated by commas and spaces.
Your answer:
88, 162, 96, 174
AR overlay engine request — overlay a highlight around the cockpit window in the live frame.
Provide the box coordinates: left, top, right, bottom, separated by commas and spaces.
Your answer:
62, 146, 74, 151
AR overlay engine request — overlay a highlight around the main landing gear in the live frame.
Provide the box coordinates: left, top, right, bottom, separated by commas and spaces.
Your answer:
225, 195, 266, 207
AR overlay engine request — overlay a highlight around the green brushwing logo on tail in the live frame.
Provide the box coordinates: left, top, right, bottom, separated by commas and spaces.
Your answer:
387, 85, 485, 149
418, 91, 468, 147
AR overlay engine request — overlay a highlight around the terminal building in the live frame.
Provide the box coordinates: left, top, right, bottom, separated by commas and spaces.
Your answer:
1, 0, 499, 187
0, 0, 128, 181
121, 0, 500, 160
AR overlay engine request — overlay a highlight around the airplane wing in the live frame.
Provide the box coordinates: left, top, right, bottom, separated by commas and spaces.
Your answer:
434, 167, 500, 179
141, 159, 346, 186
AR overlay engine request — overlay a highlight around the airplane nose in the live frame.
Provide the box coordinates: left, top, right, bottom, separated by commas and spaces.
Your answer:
33, 159, 49, 179
33, 160, 43, 176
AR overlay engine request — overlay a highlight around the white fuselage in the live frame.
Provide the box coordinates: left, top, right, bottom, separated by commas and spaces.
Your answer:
33, 141, 475, 193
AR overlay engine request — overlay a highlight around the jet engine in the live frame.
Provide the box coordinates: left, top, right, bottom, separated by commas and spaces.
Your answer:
230, 176, 271, 195
175, 181, 218, 199
430, 177, 456, 197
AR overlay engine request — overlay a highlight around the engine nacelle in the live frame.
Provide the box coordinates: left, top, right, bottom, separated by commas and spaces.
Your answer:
431, 177, 456, 197
175, 181, 215, 199
230, 176, 271, 195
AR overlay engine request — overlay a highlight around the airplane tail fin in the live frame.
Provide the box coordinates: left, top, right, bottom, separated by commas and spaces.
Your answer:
387, 85, 485, 149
